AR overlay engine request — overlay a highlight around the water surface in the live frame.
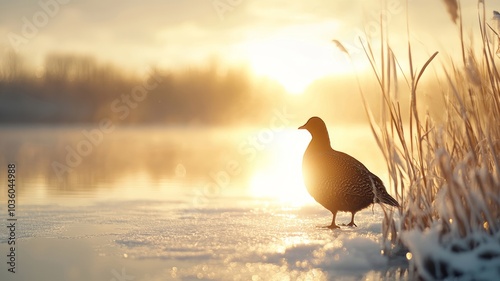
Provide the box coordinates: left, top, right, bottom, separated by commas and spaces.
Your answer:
0, 126, 407, 280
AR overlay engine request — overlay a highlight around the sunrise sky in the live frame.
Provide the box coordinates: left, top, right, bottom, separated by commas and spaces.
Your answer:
1, 0, 500, 93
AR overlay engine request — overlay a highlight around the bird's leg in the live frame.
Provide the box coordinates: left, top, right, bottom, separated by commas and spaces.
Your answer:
340, 212, 358, 227
346, 212, 357, 227
316, 210, 339, 229
327, 211, 340, 229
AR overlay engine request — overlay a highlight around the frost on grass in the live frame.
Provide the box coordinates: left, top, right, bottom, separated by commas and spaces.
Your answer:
399, 151, 500, 280
354, 2, 500, 279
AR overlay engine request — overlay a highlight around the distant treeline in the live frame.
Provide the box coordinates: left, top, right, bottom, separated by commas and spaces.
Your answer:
0, 51, 289, 125
0, 51, 445, 126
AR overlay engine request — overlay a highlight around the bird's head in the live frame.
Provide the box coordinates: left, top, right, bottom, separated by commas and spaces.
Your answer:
298, 117, 330, 140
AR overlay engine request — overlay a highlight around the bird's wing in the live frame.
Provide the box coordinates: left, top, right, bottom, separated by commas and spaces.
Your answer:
317, 150, 374, 194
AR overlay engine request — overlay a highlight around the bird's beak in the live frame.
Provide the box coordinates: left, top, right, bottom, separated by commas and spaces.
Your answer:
298, 124, 306, 130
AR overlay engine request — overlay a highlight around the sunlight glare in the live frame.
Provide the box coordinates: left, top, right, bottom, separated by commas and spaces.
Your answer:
249, 130, 314, 206
242, 34, 352, 95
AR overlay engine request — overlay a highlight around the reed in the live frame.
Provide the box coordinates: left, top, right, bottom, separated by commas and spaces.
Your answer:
337, 1, 500, 279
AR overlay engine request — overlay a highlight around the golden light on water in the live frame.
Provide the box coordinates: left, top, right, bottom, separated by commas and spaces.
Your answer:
249, 169, 314, 206
249, 130, 315, 206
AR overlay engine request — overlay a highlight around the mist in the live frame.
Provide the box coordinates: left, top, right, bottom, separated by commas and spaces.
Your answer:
0, 50, 448, 127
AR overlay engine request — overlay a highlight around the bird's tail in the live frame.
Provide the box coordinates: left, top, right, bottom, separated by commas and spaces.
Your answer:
371, 174, 400, 207
379, 191, 399, 207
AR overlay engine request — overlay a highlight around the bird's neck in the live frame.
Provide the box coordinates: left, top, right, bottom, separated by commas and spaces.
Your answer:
308, 133, 332, 151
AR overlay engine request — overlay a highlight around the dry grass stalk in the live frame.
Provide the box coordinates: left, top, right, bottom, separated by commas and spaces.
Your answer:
341, 1, 500, 278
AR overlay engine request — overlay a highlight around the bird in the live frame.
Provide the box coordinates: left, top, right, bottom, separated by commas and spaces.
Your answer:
299, 116, 399, 229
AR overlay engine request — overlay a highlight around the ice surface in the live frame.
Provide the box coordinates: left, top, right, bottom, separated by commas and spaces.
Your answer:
0, 196, 409, 281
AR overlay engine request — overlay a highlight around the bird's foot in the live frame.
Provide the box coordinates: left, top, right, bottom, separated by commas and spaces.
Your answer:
340, 222, 357, 227
316, 224, 340, 230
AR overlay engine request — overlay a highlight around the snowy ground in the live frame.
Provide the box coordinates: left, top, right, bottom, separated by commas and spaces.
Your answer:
0, 195, 408, 281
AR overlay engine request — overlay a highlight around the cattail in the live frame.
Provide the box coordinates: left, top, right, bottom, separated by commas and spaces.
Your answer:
442, 0, 459, 24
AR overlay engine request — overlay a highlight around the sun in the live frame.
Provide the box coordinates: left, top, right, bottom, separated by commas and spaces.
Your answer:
242, 36, 352, 95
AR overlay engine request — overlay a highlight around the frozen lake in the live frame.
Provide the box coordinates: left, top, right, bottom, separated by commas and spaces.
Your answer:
0, 126, 407, 280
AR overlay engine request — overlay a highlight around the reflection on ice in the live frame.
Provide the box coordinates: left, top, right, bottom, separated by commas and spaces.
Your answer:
0, 125, 385, 205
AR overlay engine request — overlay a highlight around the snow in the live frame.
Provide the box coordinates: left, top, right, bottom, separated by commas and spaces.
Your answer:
0, 195, 409, 281
402, 226, 500, 280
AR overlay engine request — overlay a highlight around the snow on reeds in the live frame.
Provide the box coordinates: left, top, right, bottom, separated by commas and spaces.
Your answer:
337, 2, 500, 279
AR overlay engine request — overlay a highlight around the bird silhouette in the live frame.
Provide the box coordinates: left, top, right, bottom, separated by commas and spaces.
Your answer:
299, 116, 399, 229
